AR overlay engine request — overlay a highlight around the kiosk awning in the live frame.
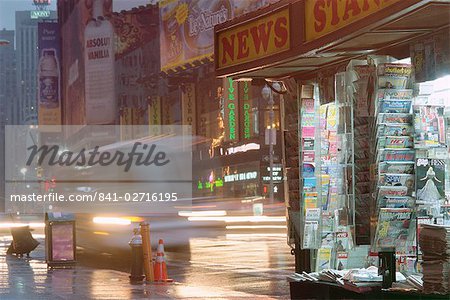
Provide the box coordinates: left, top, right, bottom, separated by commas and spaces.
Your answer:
214, 0, 450, 80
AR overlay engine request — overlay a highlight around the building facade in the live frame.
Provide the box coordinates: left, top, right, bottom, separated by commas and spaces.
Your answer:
15, 10, 56, 125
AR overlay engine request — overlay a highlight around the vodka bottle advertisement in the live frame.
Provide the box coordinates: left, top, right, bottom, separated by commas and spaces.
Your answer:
84, 0, 115, 124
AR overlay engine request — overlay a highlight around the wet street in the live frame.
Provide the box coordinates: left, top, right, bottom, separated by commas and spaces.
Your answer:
0, 226, 295, 299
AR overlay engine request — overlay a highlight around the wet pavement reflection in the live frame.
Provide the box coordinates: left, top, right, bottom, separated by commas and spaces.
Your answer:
1, 228, 294, 299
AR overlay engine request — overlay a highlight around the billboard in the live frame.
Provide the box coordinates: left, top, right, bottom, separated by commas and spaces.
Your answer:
37, 22, 61, 129
160, 0, 279, 72
84, 0, 115, 124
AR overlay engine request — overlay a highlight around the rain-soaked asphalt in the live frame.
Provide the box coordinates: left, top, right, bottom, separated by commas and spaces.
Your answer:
0, 226, 295, 299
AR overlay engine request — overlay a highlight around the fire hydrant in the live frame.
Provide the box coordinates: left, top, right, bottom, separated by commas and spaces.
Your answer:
129, 228, 145, 283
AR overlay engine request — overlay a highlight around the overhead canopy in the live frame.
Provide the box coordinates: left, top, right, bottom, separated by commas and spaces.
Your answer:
214, 0, 450, 80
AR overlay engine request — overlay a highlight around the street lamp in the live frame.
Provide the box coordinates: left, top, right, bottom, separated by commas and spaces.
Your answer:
261, 82, 280, 204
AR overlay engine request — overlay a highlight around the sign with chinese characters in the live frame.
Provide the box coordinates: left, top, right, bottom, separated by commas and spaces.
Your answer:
305, 0, 401, 42
217, 7, 290, 69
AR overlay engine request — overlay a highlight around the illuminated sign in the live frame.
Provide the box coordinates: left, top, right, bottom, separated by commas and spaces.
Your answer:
224, 77, 238, 141
262, 165, 283, 183
182, 83, 196, 134
241, 81, 251, 139
226, 143, 260, 155
217, 7, 290, 69
224, 171, 257, 183
31, 10, 51, 19
305, 0, 401, 41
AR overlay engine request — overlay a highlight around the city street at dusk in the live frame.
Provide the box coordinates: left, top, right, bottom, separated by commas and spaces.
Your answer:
1, 0, 450, 299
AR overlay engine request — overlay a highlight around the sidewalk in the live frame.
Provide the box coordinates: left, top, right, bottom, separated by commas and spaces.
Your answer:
0, 236, 277, 299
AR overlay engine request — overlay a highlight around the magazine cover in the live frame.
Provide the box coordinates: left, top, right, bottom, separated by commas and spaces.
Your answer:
377, 186, 409, 203
316, 247, 332, 271
377, 89, 413, 101
336, 252, 348, 271
377, 149, 415, 162
302, 98, 315, 114
413, 105, 446, 148
303, 138, 315, 151
378, 196, 415, 209
378, 136, 413, 149
378, 113, 412, 124
303, 177, 317, 192
378, 76, 408, 89
321, 232, 334, 247
377, 124, 413, 137
335, 232, 349, 252
301, 113, 315, 127
302, 163, 315, 177
378, 162, 414, 174
373, 208, 413, 251
415, 158, 446, 216
378, 99, 412, 114
303, 151, 315, 163
379, 173, 414, 188
377, 63, 412, 77
303, 221, 319, 249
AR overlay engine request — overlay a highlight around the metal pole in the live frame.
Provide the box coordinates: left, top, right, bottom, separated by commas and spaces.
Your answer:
268, 91, 274, 203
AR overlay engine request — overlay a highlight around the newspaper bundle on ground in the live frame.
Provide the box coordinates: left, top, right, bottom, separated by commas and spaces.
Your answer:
419, 224, 450, 295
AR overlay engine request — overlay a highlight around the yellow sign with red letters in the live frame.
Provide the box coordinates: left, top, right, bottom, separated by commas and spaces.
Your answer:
217, 7, 290, 69
305, 0, 401, 41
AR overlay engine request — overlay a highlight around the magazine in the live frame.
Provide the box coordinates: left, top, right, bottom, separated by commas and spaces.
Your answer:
316, 247, 332, 271
415, 158, 445, 216
377, 89, 413, 101
378, 196, 415, 209
377, 63, 412, 77
378, 162, 414, 174
377, 124, 413, 137
378, 173, 414, 188
378, 113, 412, 124
373, 208, 414, 251
377, 186, 409, 200
378, 99, 412, 114
336, 232, 349, 252
301, 113, 315, 127
303, 138, 315, 151
378, 136, 413, 149
303, 221, 319, 249
378, 76, 408, 89
377, 149, 415, 163
321, 232, 334, 247
303, 151, 315, 163
302, 163, 315, 178
413, 105, 446, 148
336, 252, 348, 271
302, 98, 315, 113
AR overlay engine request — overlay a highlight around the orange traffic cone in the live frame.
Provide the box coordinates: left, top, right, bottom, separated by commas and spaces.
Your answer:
153, 239, 173, 282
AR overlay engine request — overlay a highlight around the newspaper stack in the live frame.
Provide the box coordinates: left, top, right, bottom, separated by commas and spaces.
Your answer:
419, 224, 450, 294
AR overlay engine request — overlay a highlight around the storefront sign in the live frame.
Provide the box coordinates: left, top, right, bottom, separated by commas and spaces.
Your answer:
182, 83, 196, 134
84, 6, 115, 124
305, 0, 401, 41
38, 22, 61, 130
217, 7, 290, 69
240, 81, 252, 139
224, 171, 258, 183
223, 77, 239, 141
